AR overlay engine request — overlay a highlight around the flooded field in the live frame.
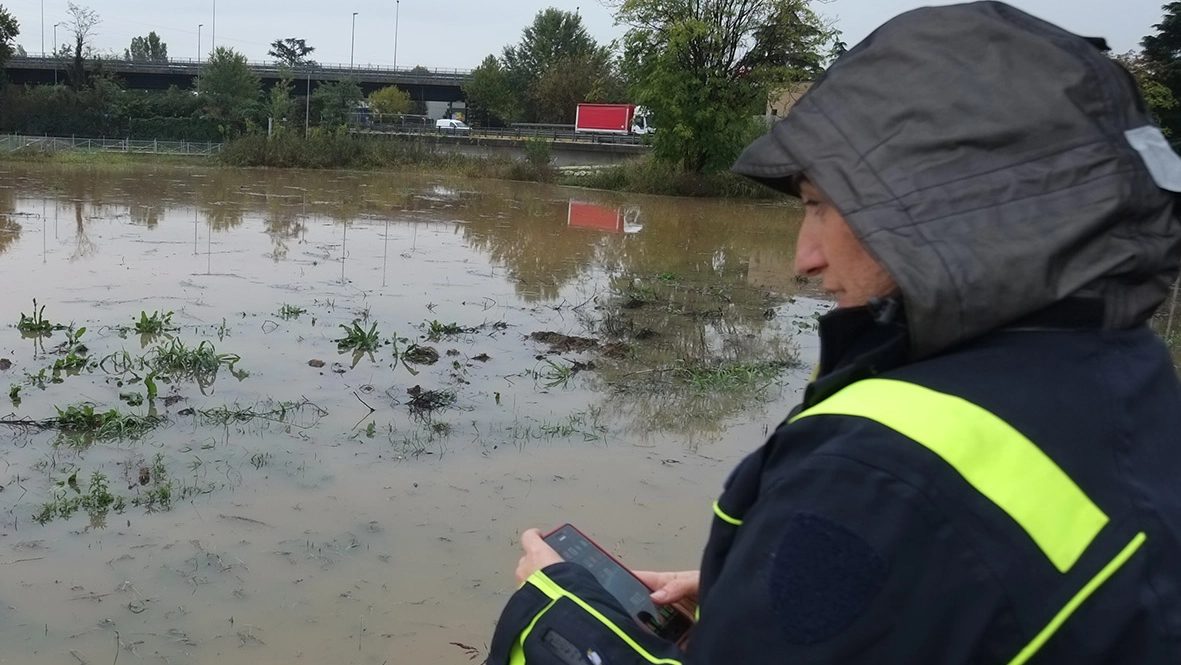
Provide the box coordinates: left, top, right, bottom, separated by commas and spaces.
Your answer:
0, 162, 823, 664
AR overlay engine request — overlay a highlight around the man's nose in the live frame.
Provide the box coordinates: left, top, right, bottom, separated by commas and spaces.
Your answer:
795, 225, 826, 277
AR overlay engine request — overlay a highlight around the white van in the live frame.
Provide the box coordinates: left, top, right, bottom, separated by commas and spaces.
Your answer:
435, 118, 470, 132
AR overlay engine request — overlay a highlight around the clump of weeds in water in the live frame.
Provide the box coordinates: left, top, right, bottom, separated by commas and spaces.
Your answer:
673, 360, 793, 393
422, 320, 474, 342
149, 339, 241, 388
336, 322, 381, 352
9, 384, 20, 406
131, 453, 175, 512
53, 403, 164, 444
133, 310, 177, 335
50, 326, 90, 373
16, 299, 67, 336
277, 304, 307, 320
533, 358, 585, 389
34, 470, 126, 527
406, 385, 456, 416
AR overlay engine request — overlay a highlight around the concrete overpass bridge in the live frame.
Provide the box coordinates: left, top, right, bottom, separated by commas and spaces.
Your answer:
3, 55, 469, 102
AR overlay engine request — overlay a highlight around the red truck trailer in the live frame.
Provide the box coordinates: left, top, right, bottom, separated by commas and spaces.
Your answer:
575, 104, 638, 135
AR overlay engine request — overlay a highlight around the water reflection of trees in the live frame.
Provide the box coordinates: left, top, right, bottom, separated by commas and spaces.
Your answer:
70, 201, 97, 261
0, 187, 19, 256
460, 193, 604, 302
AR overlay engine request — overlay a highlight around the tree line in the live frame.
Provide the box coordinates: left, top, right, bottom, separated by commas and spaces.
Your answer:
0, 3, 421, 141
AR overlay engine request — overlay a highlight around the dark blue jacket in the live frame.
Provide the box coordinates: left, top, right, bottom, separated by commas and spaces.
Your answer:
488, 301, 1181, 664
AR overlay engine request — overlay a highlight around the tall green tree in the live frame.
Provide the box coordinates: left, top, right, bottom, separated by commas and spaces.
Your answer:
125, 31, 167, 62
264, 72, 297, 133
199, 46, 260, 128
1143, 3, 1181, 139
312, 77, 362, 128
502, 8, 613, 122
368, 85, 411, 116
268, 38, 315, 67
615, 0, 834, 172
530, 52, 619, 123
464, 54, 517, 125
0, 6, 18, 73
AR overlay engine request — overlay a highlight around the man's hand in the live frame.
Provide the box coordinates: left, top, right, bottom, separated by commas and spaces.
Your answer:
634, 570, 700, 612
515, 528, 565, 585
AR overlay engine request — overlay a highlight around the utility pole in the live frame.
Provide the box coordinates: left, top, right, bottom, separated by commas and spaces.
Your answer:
350, 12, 359, 68
211, 0, 216, 53
52, 22, 63, 85
393, 0, 400, 70
197, 24, 203, 90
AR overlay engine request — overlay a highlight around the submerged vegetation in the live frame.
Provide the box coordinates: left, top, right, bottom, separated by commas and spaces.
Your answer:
336, 321, 382, 352
132, 309, 177, 335
16, 298, 68, 335
3, 244, 805, 525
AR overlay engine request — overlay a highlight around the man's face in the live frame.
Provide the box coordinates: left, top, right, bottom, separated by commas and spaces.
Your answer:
795, 181, 898, 308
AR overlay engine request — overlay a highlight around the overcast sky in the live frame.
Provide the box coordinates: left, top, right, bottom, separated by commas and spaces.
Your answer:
2, 0, 1168, 70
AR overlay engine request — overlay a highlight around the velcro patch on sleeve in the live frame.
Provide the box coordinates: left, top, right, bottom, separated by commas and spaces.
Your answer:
768, 512, 886, 645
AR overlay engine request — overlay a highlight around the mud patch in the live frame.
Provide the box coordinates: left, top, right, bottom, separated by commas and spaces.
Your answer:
403, 344, 441, 365
529, 331, 599, 353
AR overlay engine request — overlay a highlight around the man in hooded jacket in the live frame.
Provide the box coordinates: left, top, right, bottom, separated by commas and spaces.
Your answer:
487, 2, 1181, 664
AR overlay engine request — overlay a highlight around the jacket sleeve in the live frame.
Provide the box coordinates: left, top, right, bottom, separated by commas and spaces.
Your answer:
488, 561, 685, 665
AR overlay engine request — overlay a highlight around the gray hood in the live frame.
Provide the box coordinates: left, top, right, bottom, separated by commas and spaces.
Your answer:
733, 1, 1181, 358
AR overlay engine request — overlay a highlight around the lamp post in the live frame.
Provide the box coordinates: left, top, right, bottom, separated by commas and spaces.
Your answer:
197, 24, 203, 90
40, 0, 44, 56
393, 0, 400, 70
350, 12, 359, 68
52, 22, 63, 85
211, 0, 216, 53
305, 63, 312, 138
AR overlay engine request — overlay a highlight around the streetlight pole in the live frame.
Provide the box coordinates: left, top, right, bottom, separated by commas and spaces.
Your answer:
52, 22, 62, 85
40, 0, 44, 56
350, 12, 359, 69
211, 0, 216, 54
393, 0, 400, 70
305, 63, 312, 138
197, 24, 203, 90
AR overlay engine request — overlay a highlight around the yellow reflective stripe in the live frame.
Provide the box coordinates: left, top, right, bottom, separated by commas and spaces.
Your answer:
510, 597, 559, 665
1006, 533, 1147, 665
526, 571, 684, 665
791, 378, 1108, 573
713, 501, 743, 526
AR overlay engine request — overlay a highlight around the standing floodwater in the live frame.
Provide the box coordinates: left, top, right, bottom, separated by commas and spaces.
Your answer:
0, 163, 822, 664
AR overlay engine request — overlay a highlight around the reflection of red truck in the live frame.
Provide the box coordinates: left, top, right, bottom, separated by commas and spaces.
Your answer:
574, 104, 654, 135
568, 201, 625, 233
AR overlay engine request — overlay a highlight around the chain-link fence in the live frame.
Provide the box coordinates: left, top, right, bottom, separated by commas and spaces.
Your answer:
0, 135, 223, 156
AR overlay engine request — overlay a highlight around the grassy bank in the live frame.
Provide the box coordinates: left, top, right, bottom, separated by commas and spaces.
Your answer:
0, 133, 784, 199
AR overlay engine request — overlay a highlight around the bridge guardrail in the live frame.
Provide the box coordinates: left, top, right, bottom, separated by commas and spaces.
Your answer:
8, 55, 472, 78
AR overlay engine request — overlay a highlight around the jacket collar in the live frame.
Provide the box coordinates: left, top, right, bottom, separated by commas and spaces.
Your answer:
792, 296, 1107, 416
797, 298, 910, 413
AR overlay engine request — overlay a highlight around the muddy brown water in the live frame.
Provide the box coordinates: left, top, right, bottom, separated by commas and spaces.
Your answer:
0, 163, 825, 664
